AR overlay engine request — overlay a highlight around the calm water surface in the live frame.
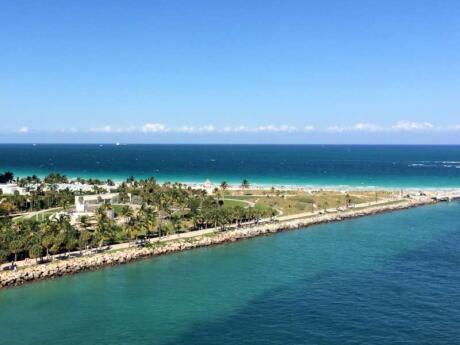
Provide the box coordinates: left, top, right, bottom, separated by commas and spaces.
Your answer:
0, 202, 459, 344
1, 144, 460, 187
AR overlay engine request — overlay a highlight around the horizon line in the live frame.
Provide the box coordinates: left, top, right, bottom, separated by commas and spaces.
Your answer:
1, 142, 460, 146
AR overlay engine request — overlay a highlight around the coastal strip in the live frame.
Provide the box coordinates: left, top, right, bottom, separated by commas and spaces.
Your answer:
0, 197, 437, 289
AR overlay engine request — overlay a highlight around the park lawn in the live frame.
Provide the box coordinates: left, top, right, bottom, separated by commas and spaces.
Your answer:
14, 208, 63, 222
222, 199, 249, 208
111, 204, 127, 215
240, 190, 396, 216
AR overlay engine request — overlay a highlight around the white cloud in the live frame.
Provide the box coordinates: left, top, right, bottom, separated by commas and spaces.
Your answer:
141, 123, 168, 133
353, 123, 382, 132
391, 121, 434, 131
326, 123, 382, 133
221, 126, 250, 133
58, 127, 79, 133
325, 126, 345, 133
78, 121, 456, 135
254, 125, 297, 132
176, 126, 196, 133
90, 125, 112, 133
18, 126, 29, 133
221, 125, 302, 133
113, 126, 137, 133
176, 125, 215, 133
200, 125, 215, 132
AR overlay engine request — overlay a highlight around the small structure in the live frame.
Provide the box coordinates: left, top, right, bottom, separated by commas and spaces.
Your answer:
75, 193, 126, 212
202, 179, 214, 194
0, 183, 27, 195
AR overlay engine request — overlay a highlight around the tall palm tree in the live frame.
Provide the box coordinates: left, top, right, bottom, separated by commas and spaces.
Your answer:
142, 207, 157, 237
241, 179, 250, 190
39, 219, 57, 259
94, 205, 115, 249
29, 243, 43, 264
119, 205, 133, 223
124, 217, 140, 242
220, 181, 228, 201
9, 238, 23, 265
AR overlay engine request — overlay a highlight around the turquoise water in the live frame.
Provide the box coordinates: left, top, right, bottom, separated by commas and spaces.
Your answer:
1, 144, 460, 187
1, 202, 459, 344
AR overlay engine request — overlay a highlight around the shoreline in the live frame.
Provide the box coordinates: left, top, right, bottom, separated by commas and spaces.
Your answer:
0, 197, 440, 290
7, 171, 460, 191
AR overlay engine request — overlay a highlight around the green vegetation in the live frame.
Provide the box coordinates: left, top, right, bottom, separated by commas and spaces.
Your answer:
225, 189, 392, 215
0, 171, 14, 184
0, 174, 274, 266
0, 188, 75, 216
221, 199, 248, 208
0, 171, 397, 267
43, 173, 68, 184
0, 172, 117, 216
14, 208, 63, 222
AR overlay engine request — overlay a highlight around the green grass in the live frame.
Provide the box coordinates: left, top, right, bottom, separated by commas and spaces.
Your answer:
225, 190, 398, 216
254, 203, 275, 213
14, 208, 63, 222
222, 199, 249, 208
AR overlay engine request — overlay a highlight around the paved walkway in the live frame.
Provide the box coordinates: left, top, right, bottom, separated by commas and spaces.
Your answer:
11, 207, 62, 220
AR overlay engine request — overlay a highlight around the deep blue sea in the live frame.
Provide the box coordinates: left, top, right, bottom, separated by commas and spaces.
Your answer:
1, 144, 460, 188
1, 202, 459, 344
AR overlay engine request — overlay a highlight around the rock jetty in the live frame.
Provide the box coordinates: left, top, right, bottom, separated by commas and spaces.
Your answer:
0, 198, 433, 289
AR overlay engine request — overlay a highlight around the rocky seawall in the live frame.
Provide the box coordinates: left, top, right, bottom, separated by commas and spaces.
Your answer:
0, 199, 433, 289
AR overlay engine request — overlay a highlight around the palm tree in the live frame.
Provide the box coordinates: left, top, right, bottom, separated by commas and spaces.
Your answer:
0, 171, 14, 183
94, 205, 115, 249
60, 199, 70, 211
29, 244, 43, 263
79, 230, 92, 254
9, 239, 23, 266
345, 193, 352, 207
241, 179, 250, 190
141, 207, 157, 237
220, 181, 228, 201
155, 191, 172, 238
124, 217, 141, 242
119, 205, 133, 223
0, 249, 9, 265
39, 219, 57, 260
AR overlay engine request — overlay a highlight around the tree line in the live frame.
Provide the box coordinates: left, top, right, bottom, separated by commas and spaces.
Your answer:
1, 174, 272, 267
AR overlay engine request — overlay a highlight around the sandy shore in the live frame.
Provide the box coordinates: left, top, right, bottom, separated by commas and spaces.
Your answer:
0, 197, 437, 289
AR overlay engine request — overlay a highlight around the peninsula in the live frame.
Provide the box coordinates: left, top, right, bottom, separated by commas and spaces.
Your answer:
1, 171, 458, 289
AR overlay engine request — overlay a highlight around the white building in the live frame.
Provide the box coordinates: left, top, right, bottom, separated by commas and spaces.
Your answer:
75, 193, 127, 212
202, 179, 214, 194
0, 183, 27, 195
46, 182, 114, 193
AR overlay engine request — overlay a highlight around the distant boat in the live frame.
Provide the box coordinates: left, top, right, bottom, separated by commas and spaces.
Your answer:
115, 142, 121, 146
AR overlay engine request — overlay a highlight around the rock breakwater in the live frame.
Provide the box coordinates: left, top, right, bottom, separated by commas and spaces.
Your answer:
0, 199, 433, 289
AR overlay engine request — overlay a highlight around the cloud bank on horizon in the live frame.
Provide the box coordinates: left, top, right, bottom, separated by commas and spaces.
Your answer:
9, 121, 460, 135
2, 121, 459, 144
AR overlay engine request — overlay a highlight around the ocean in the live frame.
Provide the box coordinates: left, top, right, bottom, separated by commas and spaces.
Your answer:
1, 144, 460, 188
1, 202, 459, 344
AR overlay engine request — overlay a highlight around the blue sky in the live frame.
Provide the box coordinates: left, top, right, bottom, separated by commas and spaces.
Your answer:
1, 0, 460, 143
